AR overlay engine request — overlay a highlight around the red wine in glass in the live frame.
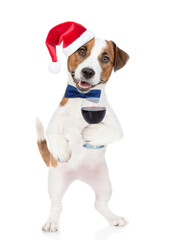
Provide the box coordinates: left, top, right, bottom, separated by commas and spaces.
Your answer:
81, 106, 106, 124
81, 98, 106, 149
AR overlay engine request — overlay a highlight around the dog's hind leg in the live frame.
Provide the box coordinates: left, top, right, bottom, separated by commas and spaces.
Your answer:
42, 165, 74, 232
84, 161, 127, 227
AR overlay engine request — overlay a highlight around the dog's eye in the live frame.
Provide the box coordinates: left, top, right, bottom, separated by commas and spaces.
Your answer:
78, 47, 87, 56
101, 55, 110, 63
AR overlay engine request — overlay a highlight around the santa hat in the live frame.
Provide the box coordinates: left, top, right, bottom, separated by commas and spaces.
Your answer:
46, 21, 95, 73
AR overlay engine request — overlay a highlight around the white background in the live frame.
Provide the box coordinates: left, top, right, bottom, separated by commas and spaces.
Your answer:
0, 0, 186, 239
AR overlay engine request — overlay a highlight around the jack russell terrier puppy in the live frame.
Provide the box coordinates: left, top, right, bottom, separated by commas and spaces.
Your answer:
36, 22, 129, 232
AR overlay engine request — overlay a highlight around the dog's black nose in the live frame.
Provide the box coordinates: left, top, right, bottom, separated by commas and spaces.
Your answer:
82, 68, 95, 79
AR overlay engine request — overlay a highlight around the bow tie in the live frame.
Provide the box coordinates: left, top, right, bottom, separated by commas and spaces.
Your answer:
64, 85, 101, 99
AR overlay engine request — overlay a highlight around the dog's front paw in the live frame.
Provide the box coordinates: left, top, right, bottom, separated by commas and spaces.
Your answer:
50, 138, 71, 163
81, 123, 105, 146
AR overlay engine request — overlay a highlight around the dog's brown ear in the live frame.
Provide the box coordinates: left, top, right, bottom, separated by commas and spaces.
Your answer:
112, 41, 129, 72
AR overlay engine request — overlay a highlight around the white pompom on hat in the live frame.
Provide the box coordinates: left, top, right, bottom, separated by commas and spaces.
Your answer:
46, 21, 95, 73
48, 62, 61, 74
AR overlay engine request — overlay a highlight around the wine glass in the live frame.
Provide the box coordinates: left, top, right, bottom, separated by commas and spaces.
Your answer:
81, 98, 106, 149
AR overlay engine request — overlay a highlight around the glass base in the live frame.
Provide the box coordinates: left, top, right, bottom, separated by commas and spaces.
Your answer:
83, 143, 104, 149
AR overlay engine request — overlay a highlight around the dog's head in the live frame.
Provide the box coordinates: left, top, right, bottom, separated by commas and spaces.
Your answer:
67, 38, 129, 92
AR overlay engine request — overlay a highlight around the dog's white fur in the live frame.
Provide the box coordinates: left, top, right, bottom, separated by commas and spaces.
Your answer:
39, 38, 126, 232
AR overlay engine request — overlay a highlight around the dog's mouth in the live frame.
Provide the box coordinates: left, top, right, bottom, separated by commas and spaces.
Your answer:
71, 73, 93, 92
76, 80, 92, 91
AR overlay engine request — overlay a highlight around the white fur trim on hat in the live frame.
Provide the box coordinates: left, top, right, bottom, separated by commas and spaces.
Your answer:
63, 29, 95, 56
48, 62, 61, 73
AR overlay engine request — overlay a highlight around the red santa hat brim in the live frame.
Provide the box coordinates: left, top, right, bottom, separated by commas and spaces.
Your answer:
62, 29, 95, 56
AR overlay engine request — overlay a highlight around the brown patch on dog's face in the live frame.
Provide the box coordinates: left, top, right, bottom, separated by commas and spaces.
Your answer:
67, 38, 95, 73
98, 40, 115, 84
98, 40, 129, 84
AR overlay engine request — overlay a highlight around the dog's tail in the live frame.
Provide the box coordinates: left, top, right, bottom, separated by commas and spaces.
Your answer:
35, 118, 58, 167
35, 118, 51, 167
